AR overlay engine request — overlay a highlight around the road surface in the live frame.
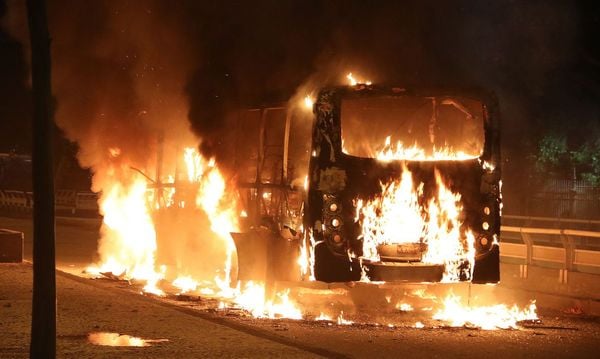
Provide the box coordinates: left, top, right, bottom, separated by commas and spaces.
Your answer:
1, 216, 599, 358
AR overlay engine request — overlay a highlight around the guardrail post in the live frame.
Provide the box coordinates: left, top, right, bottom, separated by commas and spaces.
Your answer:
521, 232, 533, 264
520, 231, 532, 279
559, 232, 575, 284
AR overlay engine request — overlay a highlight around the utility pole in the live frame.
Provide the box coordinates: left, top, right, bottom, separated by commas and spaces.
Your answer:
27, 0, 56, 357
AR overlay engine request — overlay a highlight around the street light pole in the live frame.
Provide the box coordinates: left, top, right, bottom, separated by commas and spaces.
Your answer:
26, 0, 56, 357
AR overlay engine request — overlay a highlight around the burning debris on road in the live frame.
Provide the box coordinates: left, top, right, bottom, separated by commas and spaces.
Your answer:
88, 332, 169, 347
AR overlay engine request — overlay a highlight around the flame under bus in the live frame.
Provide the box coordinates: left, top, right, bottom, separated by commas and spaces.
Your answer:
305, 85, 501, 283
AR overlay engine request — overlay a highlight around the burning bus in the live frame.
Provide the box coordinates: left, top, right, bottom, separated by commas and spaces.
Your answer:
76, 77, 533, 325
305, 85, 501, 284
82, 78, 502, 295
52, 54, 539, 324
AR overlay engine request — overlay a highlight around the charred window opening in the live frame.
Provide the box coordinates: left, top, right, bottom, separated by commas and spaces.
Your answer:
340, 96, 485, 161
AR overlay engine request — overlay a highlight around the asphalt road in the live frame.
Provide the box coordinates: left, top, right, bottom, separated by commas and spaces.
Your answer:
1, 216, 600, 358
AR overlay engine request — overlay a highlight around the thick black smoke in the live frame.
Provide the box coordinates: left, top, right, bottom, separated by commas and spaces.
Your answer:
181, 1, 600, 214
181, 2, 599, 153
2, 0, 599, 210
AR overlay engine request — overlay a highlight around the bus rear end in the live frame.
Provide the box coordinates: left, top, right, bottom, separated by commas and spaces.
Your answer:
305, 85, 501, 284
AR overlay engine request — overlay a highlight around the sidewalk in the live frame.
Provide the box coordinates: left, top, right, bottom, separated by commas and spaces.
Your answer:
0, 263, 317, 358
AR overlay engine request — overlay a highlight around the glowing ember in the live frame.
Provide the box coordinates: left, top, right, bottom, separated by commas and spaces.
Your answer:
414, 321, 425, 329
355, 166, 475, 281
88, 332, 168, 347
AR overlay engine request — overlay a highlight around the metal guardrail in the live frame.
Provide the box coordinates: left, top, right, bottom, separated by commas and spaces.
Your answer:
503, 214, 600, 225
1, 193, 599, 272
0, 189, 98, 216
503, 214, 600, 231
500, 225, 600, 280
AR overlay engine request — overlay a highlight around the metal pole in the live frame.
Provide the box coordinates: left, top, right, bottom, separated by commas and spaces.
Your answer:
27, 0, 56, 357
282, 109, 291, 183
155, 132, 164, 207
255, 109, 267, 225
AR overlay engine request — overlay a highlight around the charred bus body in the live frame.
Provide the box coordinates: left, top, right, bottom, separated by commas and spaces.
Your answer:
304, 85, 501, 284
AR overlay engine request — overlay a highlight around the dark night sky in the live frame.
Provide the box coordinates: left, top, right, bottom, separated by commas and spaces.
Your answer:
0, 0, 599, 161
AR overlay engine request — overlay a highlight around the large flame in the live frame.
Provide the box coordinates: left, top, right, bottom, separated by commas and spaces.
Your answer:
298, 229, 317, 281
83, 99, 534, 327
183, 147, 204, 182
433, 293, 538, 330
87, 172, 165, 295
194, 158, 238, 293
86, 145, 305, 319
87, 147, 237, 286
215, 281, 302, 320
374, 136, 478, 161
355, 165, 475, 281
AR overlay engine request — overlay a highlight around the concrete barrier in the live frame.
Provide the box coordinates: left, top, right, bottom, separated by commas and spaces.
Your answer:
0, 189, 99, 218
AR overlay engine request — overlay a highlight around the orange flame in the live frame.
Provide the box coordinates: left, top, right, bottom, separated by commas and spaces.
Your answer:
85, 126, 532, 326
303, 95, 314, 110
433, 293, 538, 330
346, 72, 372, 86
172, 275, 199, 294
337, 311, 354, 325
225, 281, 303, 319
87, 175, 164, 294
355, 166, 475, 281
87, 146, 241, 300
183, 147, 204, 182
372, 136, 477, 161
